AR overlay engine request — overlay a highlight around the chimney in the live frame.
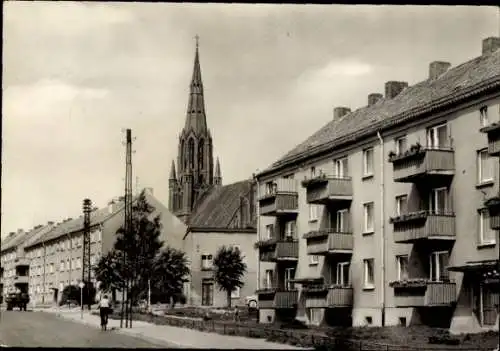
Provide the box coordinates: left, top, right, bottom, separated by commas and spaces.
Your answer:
368, 93, 383, 106
429, 61, 451, 80
17, 229, 24, 234
47, 221, 54, 225
482, 37, 500, 55
108, 200, 116, 214
385, 81, 408, 99
333, 107, 351, 120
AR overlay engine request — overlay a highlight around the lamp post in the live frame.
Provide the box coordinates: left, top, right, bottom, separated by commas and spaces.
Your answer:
79, 281, 85, 319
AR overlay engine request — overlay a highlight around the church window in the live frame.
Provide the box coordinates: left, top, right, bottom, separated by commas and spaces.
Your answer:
198, 139, 204, 169
188, 139, 195, 169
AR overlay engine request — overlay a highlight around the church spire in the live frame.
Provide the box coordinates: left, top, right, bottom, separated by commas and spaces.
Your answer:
214, 157, 222, 186
169, 160, 176, 180
184, 35, 207, 134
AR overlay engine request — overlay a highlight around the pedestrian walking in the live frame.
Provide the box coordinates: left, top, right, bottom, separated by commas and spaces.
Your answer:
97, 294, 111, 331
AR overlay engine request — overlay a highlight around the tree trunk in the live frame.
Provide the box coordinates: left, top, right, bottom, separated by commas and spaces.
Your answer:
227, 290, 231, 308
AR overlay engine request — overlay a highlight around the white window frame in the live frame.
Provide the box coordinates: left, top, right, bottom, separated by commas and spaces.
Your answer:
396, 255, 409, 281
363, 202, 374, 233
284, 220, 296, 239
395, 195, 408, 216
479, 106, 489, 128
309, 204, 319, 222
310, 166, 316, 178
60, 261, 65, 271
309, 308, 322, 325
334, 157, 348, 178
479, 209, 497, 245
363, 259, 375, 289
264, 224, 274, 240
265, 181, 276, 195
477, 149, 494, 184
201, 254, 213, 270
363, 148, 374, 176
429, 187, 448, 215
284, 267, 295, 291
429, 251, 449, 282
231, 286, 240, 298
427, 123, 448, 149
336, 262, 350, 287
395, 136, 407, 155
336, 209, 349, 232
264, 269, 273, 289
309, 254, 319, 265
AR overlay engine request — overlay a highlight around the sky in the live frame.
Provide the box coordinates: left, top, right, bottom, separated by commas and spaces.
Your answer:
2, 3, 499, 238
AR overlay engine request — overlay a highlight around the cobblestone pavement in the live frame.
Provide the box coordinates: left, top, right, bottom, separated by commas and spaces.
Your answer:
0, 310, 171, 348
39, 307, 308, 349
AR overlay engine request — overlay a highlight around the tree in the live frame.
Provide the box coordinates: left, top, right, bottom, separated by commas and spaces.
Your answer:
213, 246, 247, 308
152, 247, 190, 308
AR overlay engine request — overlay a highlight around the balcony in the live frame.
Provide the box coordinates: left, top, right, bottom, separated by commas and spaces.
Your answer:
256, 289, 299, 309
304, 229, 353, 255
389, 147, 455, 183
327, 286, 353, 307
391, 280, 457, 307
257, 240, 299, 262
258, 179, 299, 217
301, 176, 353, 205
485, 197, 500, 230
14, 258, 30, 268
390, 211, 456, 244
480, 123, 500, 156
14, 275, 29, 284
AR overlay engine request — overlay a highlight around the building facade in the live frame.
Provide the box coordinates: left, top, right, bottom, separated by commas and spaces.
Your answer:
183, 179, 258, 307
254, 37, 500, 333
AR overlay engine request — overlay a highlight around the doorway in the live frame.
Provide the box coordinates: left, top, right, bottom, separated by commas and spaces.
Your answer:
201, 280, 214, 306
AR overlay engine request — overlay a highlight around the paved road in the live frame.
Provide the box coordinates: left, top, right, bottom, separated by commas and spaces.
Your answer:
0, 310, 170, 348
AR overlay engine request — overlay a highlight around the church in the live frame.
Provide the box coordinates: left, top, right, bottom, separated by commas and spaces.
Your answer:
171, 39, 258, 307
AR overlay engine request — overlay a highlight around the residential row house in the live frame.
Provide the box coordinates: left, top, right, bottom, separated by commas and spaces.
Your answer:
1, 188, 187, 305
254, 37, 500, 334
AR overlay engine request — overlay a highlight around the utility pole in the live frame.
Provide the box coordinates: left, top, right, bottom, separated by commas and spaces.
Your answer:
82, 199, 92, 311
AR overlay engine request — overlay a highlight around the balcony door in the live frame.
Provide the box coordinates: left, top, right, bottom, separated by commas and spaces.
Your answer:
429, 187, 448, 215
201, 279, 214, 306
429, 251, 449, 282
427, 123, 448, 149
263, 269, 274, 290
335, 262, 350, 287
334, 157, 348, 178
284, 220, 297, 240
335, 209, 349, 232
284, 268, 296, 290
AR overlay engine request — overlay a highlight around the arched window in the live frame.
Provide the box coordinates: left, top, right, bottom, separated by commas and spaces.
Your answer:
198, 139, 204, 170
188, 139, 195, 169
180, 140, 186, 170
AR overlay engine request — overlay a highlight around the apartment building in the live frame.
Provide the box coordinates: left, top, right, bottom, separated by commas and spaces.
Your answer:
254, 37, 500, 333
183, 179, 257, 307
1, 223, 56, 297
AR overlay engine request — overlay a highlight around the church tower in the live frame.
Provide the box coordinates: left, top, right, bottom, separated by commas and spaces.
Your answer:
170, 37, 221, 223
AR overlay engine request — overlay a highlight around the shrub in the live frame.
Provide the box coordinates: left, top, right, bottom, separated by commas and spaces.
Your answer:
428, 335, 460, 345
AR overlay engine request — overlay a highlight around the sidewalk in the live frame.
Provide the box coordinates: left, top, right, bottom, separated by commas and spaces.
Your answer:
41, 308, 308, 349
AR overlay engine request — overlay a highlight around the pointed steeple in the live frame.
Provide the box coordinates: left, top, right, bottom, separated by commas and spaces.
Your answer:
184, 35, 207, 134
169, 160, 176, 180
214, 157, 222, 186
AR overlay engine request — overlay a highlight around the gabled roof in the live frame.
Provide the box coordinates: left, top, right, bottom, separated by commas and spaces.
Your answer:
187, 180, 256, 232
260, 49, 500, 176
1, 225, 52, 253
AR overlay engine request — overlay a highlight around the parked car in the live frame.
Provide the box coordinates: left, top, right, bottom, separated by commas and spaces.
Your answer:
245, 295, 257, 308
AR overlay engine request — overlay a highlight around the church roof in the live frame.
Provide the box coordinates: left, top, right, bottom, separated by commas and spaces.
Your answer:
187, 180, 256, 231
258, 48, 500, 177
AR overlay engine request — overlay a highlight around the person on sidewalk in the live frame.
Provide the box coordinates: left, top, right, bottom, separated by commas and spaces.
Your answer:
97, 294, 111, 331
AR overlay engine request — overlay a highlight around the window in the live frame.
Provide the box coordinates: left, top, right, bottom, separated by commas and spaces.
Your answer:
50, 263, 54, 274
284, 220, 296, 239
90, 254, 95, 266
427, 123, 448, 149
479, 209, 497, 245
310, 167, 316, 178
309, 204, 319, 222
284, 268, 296, 290
480, 106, 489, 128
309, 308, 322, 325
60, 261, 65, 271
265, 181, 276, 195
395, 195, 408, 216
395, 136, 407, 155
76, 258, 81, 269
363, 202, 374, 233
201, 254, 213, 270
334, 157, 348, 177
429, 187, 448, 214
429, 251, 449, 282
231, 287, 240, 298
264, 269, 273, 289
396, 255, 409, 280
97, 230, 102, 241
201, 280, 214, 306
283, 174, 294, 179
264, 224, 274, 240
66, 259, 70, 270
363, 148, 374, 176
336, 209, 349, 232
363, 259, 375, 289
309, 254, 319, 265
477, 149, 494, 184
336, 262, 350, 287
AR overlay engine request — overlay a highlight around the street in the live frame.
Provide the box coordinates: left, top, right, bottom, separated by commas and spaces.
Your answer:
0, 310, 169, 348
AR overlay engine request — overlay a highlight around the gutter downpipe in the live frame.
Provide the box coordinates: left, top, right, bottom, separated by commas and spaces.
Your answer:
254, 175, 261, 295
377, 131, 386, 327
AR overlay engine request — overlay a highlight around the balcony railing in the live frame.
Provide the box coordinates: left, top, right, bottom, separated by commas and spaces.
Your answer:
480, 123, 500, 156
327, 286, 353, 307
485, 197, 500, 230
258, 179, 299, 216
391, 280, 457, 307
14, 275, 29, 284
389, 147, 455, 183
390, 211, 456, 243
256, 289, 299, 309
301, 176, 353, 204
14, 258, 30, 267
304, 229, 353, 255
259, 240, 299, 262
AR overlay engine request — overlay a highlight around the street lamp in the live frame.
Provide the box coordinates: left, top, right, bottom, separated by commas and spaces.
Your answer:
79, 281, 85, 319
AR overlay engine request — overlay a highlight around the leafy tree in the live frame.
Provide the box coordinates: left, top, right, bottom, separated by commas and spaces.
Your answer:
213, 246, 247, 308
